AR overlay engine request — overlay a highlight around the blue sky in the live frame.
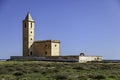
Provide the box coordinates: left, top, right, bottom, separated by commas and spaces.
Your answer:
0, 0, 120, 59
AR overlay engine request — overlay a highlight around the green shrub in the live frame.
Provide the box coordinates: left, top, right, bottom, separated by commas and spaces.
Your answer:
78, 75, 89, 80
72, 64, 89, 70
13, 71, 24, 76
94, 75, 106, 79
108, 75, 116, 79
54, 74, 68, 80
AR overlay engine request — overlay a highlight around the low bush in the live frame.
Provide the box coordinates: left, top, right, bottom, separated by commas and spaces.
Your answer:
94, 75, 106, 79
13, 71, 24, 76
78, 75, 89, 80
54, 74, 68, 80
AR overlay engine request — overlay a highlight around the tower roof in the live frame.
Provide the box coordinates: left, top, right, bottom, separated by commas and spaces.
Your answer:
24, 12, 34, 21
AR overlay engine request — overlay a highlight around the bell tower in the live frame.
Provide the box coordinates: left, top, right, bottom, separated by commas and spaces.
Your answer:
23, 12, 35, 56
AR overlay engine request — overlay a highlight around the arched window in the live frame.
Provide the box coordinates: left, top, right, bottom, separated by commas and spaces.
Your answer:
80, 53, 85, 56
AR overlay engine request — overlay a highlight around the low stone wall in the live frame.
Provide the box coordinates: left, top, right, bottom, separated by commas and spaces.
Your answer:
10, 56, 79, 62
10, 56, 45, 61
11, 56, 102, 63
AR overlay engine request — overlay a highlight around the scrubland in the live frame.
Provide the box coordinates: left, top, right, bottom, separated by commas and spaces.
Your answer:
0, 61, 120, 80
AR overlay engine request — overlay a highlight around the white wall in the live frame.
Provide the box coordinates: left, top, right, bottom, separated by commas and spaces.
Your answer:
51, 43, 60, 56
79, 56, 102, 63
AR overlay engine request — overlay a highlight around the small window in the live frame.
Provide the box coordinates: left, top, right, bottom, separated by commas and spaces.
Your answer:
31, 38, 32, 40
31, 31, 32, 33
97, 57, 100, 60
31, 22, 32, 28
45, 45, 47, 47
45, 51, 47, 55
30, 51, 32, 55
24, 23, 26, 28
55, 45, 57, 47
80, 53, 85, 56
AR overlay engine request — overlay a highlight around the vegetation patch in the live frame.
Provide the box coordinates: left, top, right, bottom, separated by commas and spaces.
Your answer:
0, 61, 120, 80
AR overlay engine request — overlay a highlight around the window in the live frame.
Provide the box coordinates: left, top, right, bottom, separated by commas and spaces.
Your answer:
31, 22, 32, 28
55, 45, 57, 47
45, 51, 47, 55
80, 53, 85, 56
31, 38, 32, 40
45, 45, 47, 47
24, 23, 26, 28
30, 51, 32, 55
31, 31, 32, 33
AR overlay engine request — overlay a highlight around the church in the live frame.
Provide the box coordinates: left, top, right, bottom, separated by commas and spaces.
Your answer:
10, 12, 102, 63
23, 12, 60, 57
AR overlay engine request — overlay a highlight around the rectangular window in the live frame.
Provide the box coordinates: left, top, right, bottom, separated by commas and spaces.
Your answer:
31, 22, 32, 28
24, 23, 26, 28
45, 51, 47, 55
30, 51, 32, 55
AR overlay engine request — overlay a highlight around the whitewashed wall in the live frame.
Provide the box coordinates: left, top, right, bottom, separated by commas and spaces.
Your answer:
79, 56, 102, 63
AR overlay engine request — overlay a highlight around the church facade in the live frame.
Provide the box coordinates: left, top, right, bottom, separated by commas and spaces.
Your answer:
23, 13, 60, 57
